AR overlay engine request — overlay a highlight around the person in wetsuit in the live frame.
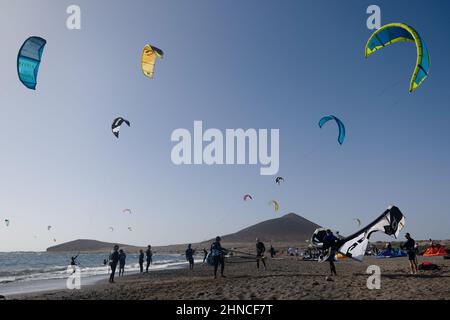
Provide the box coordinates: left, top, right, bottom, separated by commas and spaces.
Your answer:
145, 245, 153, 273
139, 249, 144, 273
270, 245, 276, 258
186, 244, 195, 270
70, 255, 79, 274
386, 242, 392, 254
323, 230, 338, 276
211, 236, 226, 279
118, 249, 126, 277
256, 238, 267, 270
401, 233, 418, 275
109, 245, 120, 283
203, 248, 208, 264
70, 255, 78, 266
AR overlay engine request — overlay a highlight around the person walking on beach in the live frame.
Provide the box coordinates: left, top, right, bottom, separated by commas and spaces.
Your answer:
145, 245, 153, 273
186, 244, 195, 270
323, 230, 338, 276
203, 248, 208, 264
256, 238, 267, 270
109, 245, 120, 283
270, 245, 276, 258
103, 257, 110, 275
139, 249, 144, 273
414, 242, 419, 265
118, 249, 126, 277
211, 236, 226, 279
401, 233, 418, 275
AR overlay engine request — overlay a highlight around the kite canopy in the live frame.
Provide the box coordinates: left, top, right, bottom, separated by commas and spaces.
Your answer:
275, 177, 284, 185
112, 117, 131, 138
338, 205, 405, 261
5, 219, 10, 227
318, 115, 346, 145
17, 36, 47, 90
243, 194, 253, 201
365, 23, 430, 92
376, 248, 407, 258
141, 44, 164, 78
123, 209, 132, 214
422, 245, 448, 257
269, 200, 280, 212
311, 228, 328, 247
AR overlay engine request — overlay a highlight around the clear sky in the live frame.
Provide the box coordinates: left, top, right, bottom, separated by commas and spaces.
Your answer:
0, 0, 449, 252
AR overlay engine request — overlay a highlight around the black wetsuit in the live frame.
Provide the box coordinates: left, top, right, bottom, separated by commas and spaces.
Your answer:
146, 249, 153, 272
70, 255, 78, 274
203, 249, 208, 263
270, 246, 275, 258
139, 252, 144, 273
402, 238, 416, 261
186, 248, 195, 269
323, 234, 338, 275
119, 252, 126, 276
70, 255, 78, 266
211, 241, 225, 278
256, 241, 266, 269
109, 250, 119, 283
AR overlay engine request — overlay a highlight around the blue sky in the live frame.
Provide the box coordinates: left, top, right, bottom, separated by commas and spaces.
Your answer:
0, 0, 449, 251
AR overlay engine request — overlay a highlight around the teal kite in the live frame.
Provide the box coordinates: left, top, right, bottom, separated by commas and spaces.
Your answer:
319, 115, 345, 145
365, 23, 430, 93
17, 36, 47, 90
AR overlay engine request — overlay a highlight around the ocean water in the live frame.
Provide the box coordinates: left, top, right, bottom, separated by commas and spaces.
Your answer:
0, 252, 191, 296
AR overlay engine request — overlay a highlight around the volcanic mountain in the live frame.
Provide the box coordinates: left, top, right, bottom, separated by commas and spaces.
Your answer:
218, 213, 321, 244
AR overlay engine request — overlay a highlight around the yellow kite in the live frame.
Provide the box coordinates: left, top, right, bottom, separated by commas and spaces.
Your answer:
141, 44, 164, 78
365, 23, 430, 93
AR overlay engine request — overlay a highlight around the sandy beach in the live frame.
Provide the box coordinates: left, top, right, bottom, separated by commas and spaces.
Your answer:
10, 256, 449, 300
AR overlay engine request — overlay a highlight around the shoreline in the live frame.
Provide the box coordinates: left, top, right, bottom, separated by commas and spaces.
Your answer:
7, 256, 450, 300
1, 259, 198, 298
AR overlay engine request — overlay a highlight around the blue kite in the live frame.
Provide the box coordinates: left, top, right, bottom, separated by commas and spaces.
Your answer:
365, 23, 430, 93
318, 115, 346, 145
17, 36, 47, 90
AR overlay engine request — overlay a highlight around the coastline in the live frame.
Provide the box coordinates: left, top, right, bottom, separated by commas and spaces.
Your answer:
7, 256, 450, 300
1, 258, 197, 298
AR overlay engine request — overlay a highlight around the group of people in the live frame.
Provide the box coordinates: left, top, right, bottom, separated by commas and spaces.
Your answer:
106, 245, 153, 283
106, 245, 127, 283
102, 230, 421, 284
182, 237, 270, 279
321, 230, 420, 276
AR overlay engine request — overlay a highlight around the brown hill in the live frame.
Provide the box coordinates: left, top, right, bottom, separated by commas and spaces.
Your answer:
219, 212, 321, 243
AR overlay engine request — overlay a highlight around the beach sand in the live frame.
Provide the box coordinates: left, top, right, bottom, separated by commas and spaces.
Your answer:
10, 256, 450, 300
